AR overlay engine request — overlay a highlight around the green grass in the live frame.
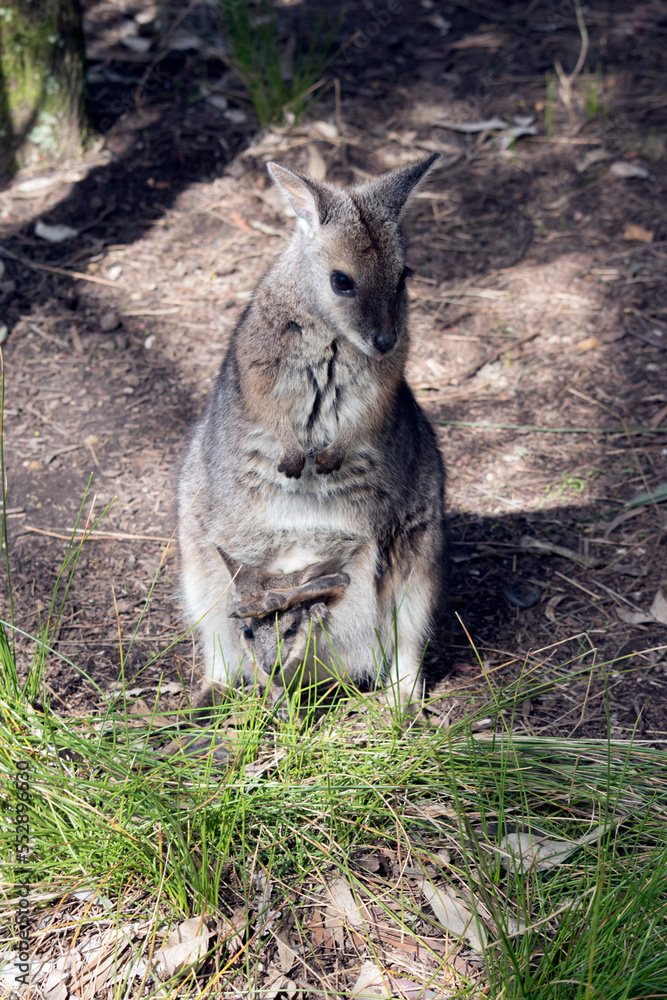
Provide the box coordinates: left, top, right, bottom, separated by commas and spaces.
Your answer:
218, 0, 343, 127
2, 579, 667, 996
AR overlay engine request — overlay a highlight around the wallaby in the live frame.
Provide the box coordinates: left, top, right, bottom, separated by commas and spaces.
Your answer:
178, 153, 447, 705
193, 549, 351, 715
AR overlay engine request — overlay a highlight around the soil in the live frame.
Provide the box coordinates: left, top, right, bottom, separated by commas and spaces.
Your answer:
1, 0, 667, 745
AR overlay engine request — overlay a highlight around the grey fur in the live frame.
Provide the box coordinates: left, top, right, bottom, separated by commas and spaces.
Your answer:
178, 154, 447, 704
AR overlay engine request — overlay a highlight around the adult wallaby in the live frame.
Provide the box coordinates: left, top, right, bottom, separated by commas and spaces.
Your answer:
178, 153, 447, 705
193, 549, 351, 714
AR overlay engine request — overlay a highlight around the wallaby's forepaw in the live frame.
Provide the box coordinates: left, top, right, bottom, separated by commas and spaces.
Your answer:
278, 448, 305, 479
316, 443, 346, 475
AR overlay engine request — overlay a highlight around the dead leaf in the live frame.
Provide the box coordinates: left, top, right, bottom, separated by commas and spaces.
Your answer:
448, 30, 507, 50
155, 917, 210, 978
326, 877, 371, 930
649, 405, 667, 429
218, 908, 246, 955
249, 220, 285, 238
351, 961, 443, 999
312, 120, 338, 140
109, 598, 135, 615
35, 219, 78, 242
261, 970, 288, 1000
419, 879, 487, 952
576, 336, 601, 352
616, 586, 667, 626
435, 847, 451, 866
519, 535, 598, 568
276, 934, 298, 974
576, 148, 612, 173
308, 909, 334, 948
623, 224, 654, 242
370, 922, 449, 958
497, 824, 609, 874
120, 35, 152, 54
611, 162, 649, 179
435, 117, 508, 133
350, 962, 390, 999
545, 594, 566, 622
323, 907, 345, 949
307, 144, 327, 181
356, 853, 381, 872
649, 585, 667, 625
617, 607, 655, 625
126, 698, 178, 729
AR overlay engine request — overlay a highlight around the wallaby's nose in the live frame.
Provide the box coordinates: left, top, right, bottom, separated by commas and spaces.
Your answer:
373, 329, 397, 356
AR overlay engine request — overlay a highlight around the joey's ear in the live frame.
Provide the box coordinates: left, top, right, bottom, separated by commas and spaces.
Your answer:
366, 152, 441, 218
300, 556, 346, 583
215, 545, 241, 577
267, 161, 326, 237
215, 545, 261, 592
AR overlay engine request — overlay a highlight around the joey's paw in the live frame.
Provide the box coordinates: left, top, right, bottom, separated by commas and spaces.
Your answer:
278, 449, 305, 479
316, 443, 346, 475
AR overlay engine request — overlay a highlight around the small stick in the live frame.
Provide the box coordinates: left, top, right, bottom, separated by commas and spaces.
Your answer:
22, 526, 171, 542
0, 246, 123, 288
554, 571, 601, 601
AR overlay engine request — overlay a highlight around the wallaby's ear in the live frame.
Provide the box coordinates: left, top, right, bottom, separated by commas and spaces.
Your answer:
365, 152, 441, 218
267, 162, 325, 237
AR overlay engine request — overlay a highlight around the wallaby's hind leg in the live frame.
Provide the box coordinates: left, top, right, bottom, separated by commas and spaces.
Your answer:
319, 544, 429, 705
390, 573, 434, 706
180, 531, 246, 690
315, 544, 381, 686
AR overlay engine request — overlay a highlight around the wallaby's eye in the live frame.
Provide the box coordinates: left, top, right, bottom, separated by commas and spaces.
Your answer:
243, 626, 254, 641
283, 622, 298, 639
331, 271, 356, 296
397, 265, 413, 292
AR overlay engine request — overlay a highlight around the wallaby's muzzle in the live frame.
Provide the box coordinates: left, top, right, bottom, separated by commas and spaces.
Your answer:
372, 329, 398, 358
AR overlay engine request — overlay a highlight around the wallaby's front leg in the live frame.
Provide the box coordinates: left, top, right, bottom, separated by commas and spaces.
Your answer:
276, 421, 305, 479
278, 444, 306, 479
315, 441, 346, 475
315, 427, 352, 475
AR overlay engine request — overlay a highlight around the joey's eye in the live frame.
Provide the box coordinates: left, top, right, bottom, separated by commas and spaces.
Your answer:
397, 265, 413, 291
331, 271, 356, 296
283, 622, 298, 639
243, 626, 254, 641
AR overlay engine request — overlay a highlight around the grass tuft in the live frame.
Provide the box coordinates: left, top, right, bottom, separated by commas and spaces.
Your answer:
218, 0, 343, 126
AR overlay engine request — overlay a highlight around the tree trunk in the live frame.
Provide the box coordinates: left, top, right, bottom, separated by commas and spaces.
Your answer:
0, 0, 87, 175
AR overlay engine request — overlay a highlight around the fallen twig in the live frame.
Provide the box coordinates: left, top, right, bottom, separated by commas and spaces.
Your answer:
0, 245, 123, 288
433, 420, 667, 435
520, 536, 600, 569
22, 526, 171, 543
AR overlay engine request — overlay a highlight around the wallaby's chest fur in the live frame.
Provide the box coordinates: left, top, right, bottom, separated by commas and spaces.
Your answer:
240, 310, 383, 456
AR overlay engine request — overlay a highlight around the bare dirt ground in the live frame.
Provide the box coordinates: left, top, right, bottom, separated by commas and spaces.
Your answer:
1, 0, 667, 745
